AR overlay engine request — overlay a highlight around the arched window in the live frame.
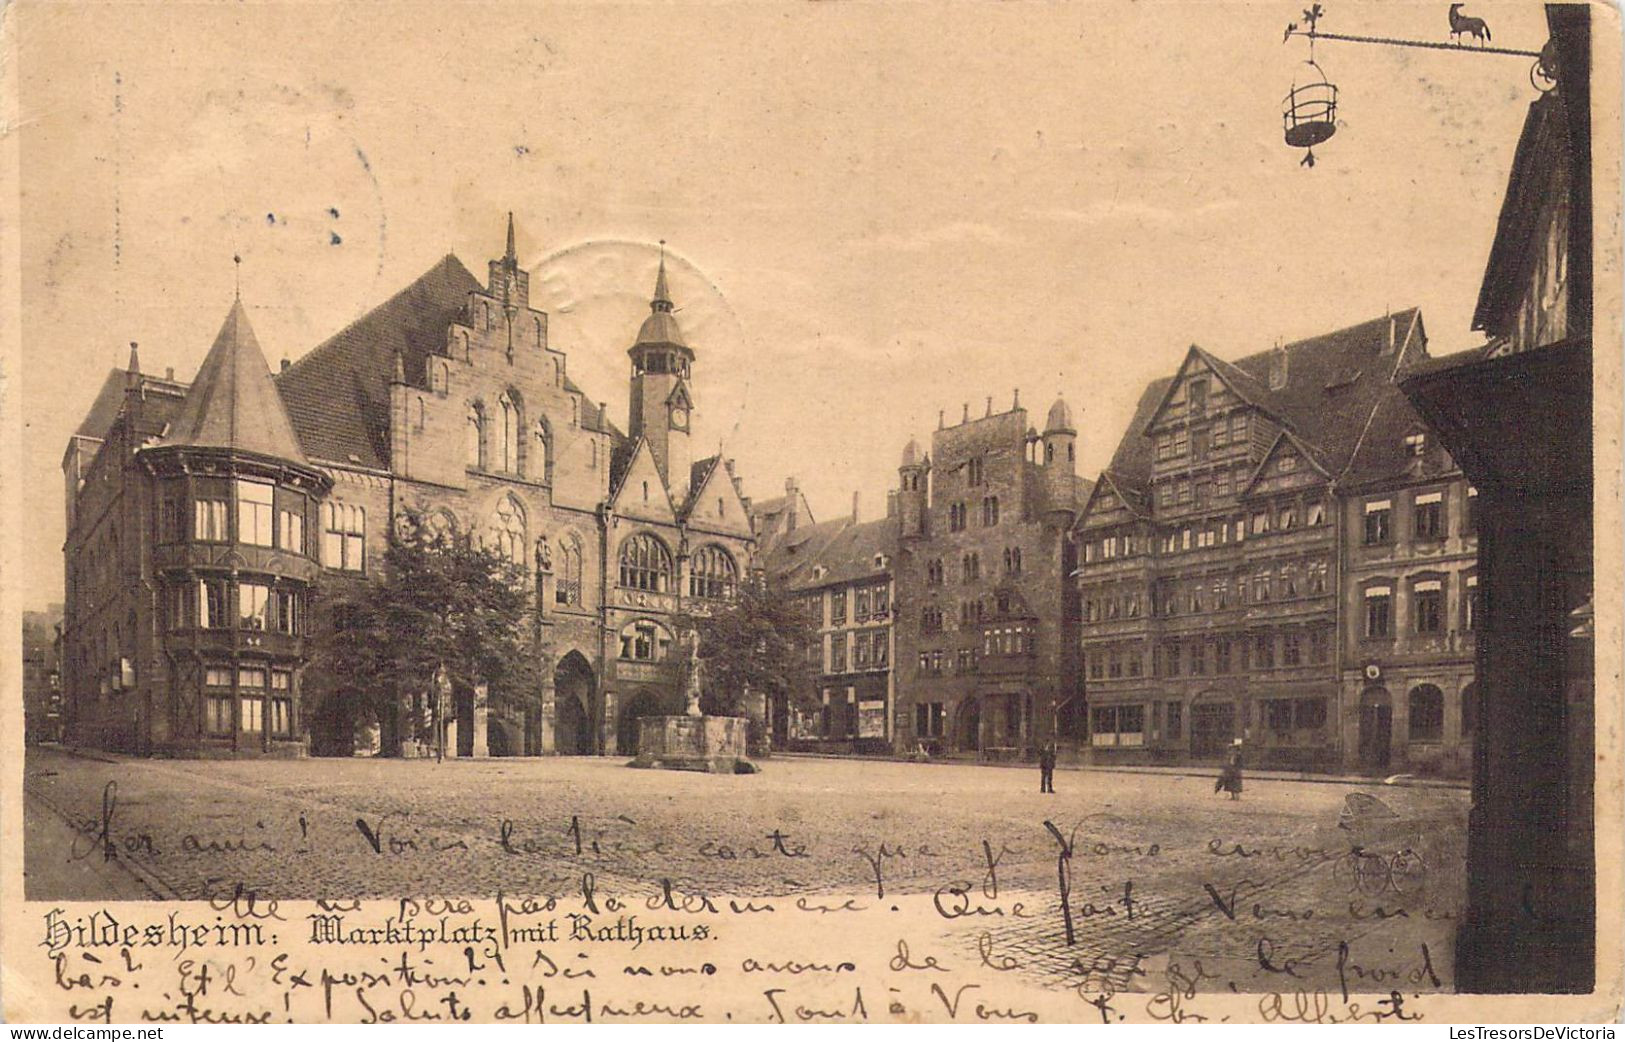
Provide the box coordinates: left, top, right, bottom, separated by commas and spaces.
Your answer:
689, 545, 738, 600
618, 619, 673, 662
498, 391, 522, 474
554, 535, 583, 606
467, 405, 485, 469
491, 495, 526, 566
1408, 684, 1444, 741
618, 533, 673, 593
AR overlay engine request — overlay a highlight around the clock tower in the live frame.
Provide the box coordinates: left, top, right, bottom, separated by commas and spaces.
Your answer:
627, 244, 696, 503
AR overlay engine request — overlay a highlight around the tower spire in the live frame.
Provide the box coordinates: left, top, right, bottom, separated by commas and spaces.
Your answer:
504, 212, 517, 267
652, 240, 673, 313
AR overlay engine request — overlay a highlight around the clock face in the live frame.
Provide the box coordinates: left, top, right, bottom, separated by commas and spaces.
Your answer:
671, 407, 689, 429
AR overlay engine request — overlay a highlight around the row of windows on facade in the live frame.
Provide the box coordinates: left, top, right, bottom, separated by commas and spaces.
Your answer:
166, 580, 304, 634
1153, 405, 1247, 463
795, 583, 893, 627
200, 666, 295, 738
1086, 488, 1476, 566
919, 589, 1028, 634
617, 535, 740, 600
1088, 625, 1335, 681
924, 547, 1023, 585
946, 495, 1005, 532
1084, 498, 1330, 564
1363, 574, 1478, 638
807, 629, 891, 673
916, 624, 1037, 675
155, 479, 735, 604
465, 392, 578, 479
1089, 683, 1472, 746
1359, 489, 1476, 545
1083, 558, 1335, 624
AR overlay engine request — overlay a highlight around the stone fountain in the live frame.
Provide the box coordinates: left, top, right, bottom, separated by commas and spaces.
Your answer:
631, 630, 756, 773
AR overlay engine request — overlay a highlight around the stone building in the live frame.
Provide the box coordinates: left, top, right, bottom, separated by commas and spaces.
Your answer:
890, 395, 1088, 758
61, 317, 329, 757
1400, 3, 1594, 992
61, 219, 757, 757
760, 499, 896, 752
1075, 309, 1478, 775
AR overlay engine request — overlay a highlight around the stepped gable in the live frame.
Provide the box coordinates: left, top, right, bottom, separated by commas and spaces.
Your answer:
159, 300, 310, 464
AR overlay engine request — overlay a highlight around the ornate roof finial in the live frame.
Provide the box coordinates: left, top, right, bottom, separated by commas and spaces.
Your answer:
504, 212, 517, 267
127, 341, 141, 375
233, 254, 242, 300
652, 240, 673, 313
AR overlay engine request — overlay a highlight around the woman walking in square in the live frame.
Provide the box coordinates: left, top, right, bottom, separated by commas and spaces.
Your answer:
1215, 742, 1243, 800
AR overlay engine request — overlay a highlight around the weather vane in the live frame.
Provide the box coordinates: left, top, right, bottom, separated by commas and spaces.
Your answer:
1280, 4, 1552, 169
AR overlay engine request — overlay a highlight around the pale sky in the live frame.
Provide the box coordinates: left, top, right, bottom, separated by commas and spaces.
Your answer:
12, 1, 1554, 607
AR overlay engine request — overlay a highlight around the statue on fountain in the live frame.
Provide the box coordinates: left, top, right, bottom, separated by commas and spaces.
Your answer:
629, 626, 754, 773
684, 629, 705, 717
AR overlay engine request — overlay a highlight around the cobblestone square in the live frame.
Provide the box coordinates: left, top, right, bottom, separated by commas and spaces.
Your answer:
25, 746, 1467, 1000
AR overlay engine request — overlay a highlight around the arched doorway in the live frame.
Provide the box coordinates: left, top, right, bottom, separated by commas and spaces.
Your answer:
1358, 686, 1393, 769
955, 697, 982, 754
616, 688, 667, 755
553, 652, 595, 755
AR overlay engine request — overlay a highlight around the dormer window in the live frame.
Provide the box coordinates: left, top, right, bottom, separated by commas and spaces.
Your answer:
1405, 432, 1427, 457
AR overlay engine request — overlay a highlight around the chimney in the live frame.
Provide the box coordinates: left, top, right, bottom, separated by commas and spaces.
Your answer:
165, 367, 175, 381
852, 491, 860, 523
1269, 340, 1289, 390
784, 477, 798, 533
125, 342, 141, 389
985, 396, 993, 417
938, 409, 945, 430
1013, 389, 1021, 411
887, 490, 898, 518
280, 358, 291, 374
962, 403, 970, 424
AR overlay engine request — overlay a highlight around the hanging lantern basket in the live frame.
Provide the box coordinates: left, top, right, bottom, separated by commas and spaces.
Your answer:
1283, 59, 1338, 166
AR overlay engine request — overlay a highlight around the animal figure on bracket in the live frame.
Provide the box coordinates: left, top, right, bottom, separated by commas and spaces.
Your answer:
1448, 4, 1492, 46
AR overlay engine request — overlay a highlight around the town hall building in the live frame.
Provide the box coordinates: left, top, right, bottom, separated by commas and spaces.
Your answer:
60, 218, 757, 757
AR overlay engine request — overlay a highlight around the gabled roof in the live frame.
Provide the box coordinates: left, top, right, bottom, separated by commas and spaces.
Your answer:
761, 515, 851, 586
1237, 429, 1334, 498
72, 369, 130, 439
276, 255, 481, 468
770, 515, 897, 591
1089, 309, 1429, 522
606, 437, 676, 518
1081, 469, 1150, 525
273, 253, 621, 469
158, 301, 310, 464
1473, 93, 1567, 334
